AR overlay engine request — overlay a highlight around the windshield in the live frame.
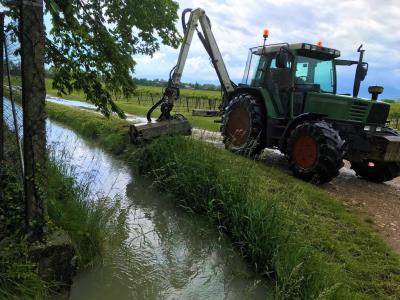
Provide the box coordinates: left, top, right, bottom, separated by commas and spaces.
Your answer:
242, 48, 261, 85
295, 56, 335, 93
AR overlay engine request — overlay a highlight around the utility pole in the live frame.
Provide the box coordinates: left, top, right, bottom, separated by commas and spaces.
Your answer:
20, 0, 47, 240
0, 12, 4, 161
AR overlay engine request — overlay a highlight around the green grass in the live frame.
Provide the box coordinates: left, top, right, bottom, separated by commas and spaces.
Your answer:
388, 102, 400, 129
46, 101, 400, 299
47, 159, 127, 269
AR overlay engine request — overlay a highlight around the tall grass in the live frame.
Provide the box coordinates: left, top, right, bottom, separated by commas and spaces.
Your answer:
136, 136, 400, 299
47, 157, 128, 268
0, 126, 128, 298
46, 101, 400, 299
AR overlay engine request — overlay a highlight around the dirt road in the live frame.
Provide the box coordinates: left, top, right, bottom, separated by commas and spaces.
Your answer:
324, 163, 400, 254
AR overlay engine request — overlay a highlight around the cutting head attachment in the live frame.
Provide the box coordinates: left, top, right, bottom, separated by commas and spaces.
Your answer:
129, 115, 192, 144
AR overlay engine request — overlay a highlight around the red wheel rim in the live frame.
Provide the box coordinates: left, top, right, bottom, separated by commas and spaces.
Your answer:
293, 135, 318, 169
226, 107, 250, 146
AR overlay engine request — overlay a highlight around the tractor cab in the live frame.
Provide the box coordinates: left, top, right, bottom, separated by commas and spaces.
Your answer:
242, 43, 344, 117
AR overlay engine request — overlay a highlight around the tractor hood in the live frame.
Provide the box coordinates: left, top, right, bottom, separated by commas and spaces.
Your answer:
304, 92, 390, 125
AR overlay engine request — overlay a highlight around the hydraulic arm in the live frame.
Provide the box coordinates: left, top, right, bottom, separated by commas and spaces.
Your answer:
130, 8, 234, 143
147, 8, 234, 122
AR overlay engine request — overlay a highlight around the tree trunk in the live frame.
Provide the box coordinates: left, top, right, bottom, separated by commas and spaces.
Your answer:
20, 0, 47, 241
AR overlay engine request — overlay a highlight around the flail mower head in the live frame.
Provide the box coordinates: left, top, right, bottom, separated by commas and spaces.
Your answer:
129, 88, 192, 144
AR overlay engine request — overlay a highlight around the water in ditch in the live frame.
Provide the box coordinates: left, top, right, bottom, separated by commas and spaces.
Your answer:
3, 98, 270, 299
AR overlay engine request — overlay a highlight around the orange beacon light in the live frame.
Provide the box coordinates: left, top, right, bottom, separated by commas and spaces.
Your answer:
263, 29, 270, 39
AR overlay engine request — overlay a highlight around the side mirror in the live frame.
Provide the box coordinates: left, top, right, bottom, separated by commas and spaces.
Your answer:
356, 62, 368, 81
353, 62, 368, 97
276, 52, 289, 68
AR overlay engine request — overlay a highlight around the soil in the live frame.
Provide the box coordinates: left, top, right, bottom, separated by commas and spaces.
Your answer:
324, 161, 400, 254
259, 149, 400, 254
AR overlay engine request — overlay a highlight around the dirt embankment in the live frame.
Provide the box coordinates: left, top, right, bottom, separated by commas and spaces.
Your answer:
324, 162, 400, 254
259, 149, 400, 254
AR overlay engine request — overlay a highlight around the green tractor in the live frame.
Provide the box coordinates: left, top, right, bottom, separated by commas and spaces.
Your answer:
221, 42, 400, 183
131, 8, 400, 184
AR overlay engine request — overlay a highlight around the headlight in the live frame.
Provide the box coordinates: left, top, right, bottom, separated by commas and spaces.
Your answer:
376, 127, 382, 132
364, 125, 371, 131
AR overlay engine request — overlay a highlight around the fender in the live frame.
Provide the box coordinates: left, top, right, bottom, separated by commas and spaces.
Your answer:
279, 112, 327, 152
225, 86, 272, 114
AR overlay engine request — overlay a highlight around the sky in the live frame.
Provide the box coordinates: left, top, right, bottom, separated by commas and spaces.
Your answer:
133, 0, 400, 99
1, 0, 399, 99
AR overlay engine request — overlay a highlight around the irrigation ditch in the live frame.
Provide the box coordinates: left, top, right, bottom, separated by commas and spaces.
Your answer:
3, 98, 272, 298
40, 97, 400, 299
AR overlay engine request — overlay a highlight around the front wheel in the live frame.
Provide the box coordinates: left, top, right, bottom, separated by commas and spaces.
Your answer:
286, 120, 345, 184
221, 93, 266, 156
351, 161, 400, 183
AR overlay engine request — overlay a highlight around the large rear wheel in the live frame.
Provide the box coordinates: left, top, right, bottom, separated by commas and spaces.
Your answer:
286, 120, 345, 184
221, 93, 266, 156
351, 161, 400, 183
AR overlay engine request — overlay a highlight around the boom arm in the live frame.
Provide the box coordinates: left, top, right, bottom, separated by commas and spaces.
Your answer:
148, 8, 234, 122
172, 8, 234, 94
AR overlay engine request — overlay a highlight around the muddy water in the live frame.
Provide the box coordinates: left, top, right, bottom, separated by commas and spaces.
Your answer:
3, 99, 270, 299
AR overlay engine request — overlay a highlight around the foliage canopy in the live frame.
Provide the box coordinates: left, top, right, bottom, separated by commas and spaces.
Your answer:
4, 0, 181, 117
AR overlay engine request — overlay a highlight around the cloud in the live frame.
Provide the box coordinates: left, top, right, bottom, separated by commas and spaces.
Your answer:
134, 0, 400, 97
135, 52, 166, 64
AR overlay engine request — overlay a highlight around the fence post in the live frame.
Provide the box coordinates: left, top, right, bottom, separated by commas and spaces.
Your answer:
186, 96, 189, 113
21, 0, 47, 241
0, 13, 4, 161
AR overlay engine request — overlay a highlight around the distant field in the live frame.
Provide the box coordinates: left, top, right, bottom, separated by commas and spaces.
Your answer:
390, 102, 400, 117
389, 103, 400, 128
44, 78, 400, 130
44, 79, 221, 131
45, 79, 221, 100
133, 84, 221, 99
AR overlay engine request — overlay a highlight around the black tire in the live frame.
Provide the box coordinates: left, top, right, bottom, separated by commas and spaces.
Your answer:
351, 161, 400, 183
286, 120, 345, 184
221, 93, 266, 156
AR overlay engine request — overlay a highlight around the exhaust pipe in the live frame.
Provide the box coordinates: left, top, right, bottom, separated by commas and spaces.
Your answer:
368, 86, 384, 101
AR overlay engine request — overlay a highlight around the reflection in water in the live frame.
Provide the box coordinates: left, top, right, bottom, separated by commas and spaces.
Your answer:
4, 98, 270, 299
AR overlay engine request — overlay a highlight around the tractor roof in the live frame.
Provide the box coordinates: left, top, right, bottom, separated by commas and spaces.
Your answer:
254, 43, 341, 59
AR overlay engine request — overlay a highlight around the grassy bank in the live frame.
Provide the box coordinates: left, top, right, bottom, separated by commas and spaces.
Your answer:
46, 101, 400, 299
0, 128, 126, 298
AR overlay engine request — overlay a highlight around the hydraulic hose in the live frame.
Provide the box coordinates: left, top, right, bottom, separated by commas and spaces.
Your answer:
182, 8, 192, 32
146, 8, 192, 123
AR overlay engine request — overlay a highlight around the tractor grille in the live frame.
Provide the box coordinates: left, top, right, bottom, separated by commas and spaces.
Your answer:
349, 101, 369, 122
367, 103, 390, 124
